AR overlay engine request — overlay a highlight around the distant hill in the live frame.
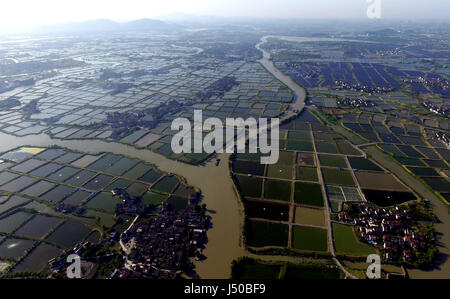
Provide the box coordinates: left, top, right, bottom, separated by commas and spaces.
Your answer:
124, 18, 179, 31
22, 19, 181, 35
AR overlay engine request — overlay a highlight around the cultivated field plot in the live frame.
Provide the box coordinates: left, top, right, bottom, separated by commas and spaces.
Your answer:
421, 177, 450, 192
264, 179, 292, 202
296, 152, 315, 166
293, 182, 324, 207
245, 199, 289, 222
283, 264, 343, 279
14, 215, 62, 239
0, 238, 36, 259
319, 155, 347, 168
294, 207, 326, 227
230, 258, 282, 279
0, 146, 196, 274
341, 187, 363, 202
348, 157, 382, 172
232, 159, 266, 176
0, 211, 33, 234
326, 185, 345, 201
46, 220, 91, 248
267, 165, 292, 179
234, 175, 263, 198
355, 172, 407, 191
245, 220, 289, 248
296, 166, 318, 182
292, 226, 328, 252
362, 189, 416, 207
12, 243, 62, 273
231, 258, 344, 279
322, 168, 356, 186
332, 223, 376, 256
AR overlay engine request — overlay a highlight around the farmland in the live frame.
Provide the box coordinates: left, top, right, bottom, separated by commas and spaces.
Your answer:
332, 223, 377, 256
231, 257, 344, 279
295, 207, 326, 227
0, 20, 449, 279
292, 226, 328, 252
245, 220, 289, 248
230, 106, 429, 277
0, 146, 200, 276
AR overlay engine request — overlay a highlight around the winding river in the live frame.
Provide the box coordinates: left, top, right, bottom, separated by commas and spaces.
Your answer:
0, 35, 308, 278
256, 36, 306, 117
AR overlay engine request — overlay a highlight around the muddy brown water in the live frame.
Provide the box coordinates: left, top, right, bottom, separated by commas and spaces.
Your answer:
0, 132, 246, 278
0, 35, 309, 278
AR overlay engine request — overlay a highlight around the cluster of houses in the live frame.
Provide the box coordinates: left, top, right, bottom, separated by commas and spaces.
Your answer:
375, 48, 404, 57
423, 101, 449, 118
97, 100, 183, 140
0, 77, 35, 94
334, 80, 395, 93
338, 204, 426, 264
0, 96, 21, 109
418, 76, 449, 93
116, 204, 210, 279
338, 97, 376, 108
194, 76, 238, 100
433, 131, 450, 148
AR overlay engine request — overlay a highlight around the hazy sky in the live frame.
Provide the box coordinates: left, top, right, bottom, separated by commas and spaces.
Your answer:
0, 0, 449, 27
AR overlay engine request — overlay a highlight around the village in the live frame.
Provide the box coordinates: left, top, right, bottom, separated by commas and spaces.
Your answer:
338, 96, 376, 108
433, 131, 450, 148
334, 80, 396, 93
338, 202, 437, 268
46, 186, 210, 279
116, 204, 210, 279
423, 101, 450, 118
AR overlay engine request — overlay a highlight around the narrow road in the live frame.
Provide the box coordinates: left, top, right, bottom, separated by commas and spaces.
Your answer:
310, 123, 356, 278
119, 215, 139, 255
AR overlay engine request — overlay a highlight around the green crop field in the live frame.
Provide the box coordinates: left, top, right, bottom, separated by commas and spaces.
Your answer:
264, 179, 292, 202
246, 220, 289, 248
295, 207, 326, 226
287, 140, 314, 152
267, 165, 293, 179
319, 154, 347, 168
296, 166, 318, 181
348, 157, 382, 172
332, 223, 376, 256
292, 226, 328, 252
293, 182, 324, 207
322, 168, 356, 186
231, 258, 281, 279
235, 175, 263, 198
